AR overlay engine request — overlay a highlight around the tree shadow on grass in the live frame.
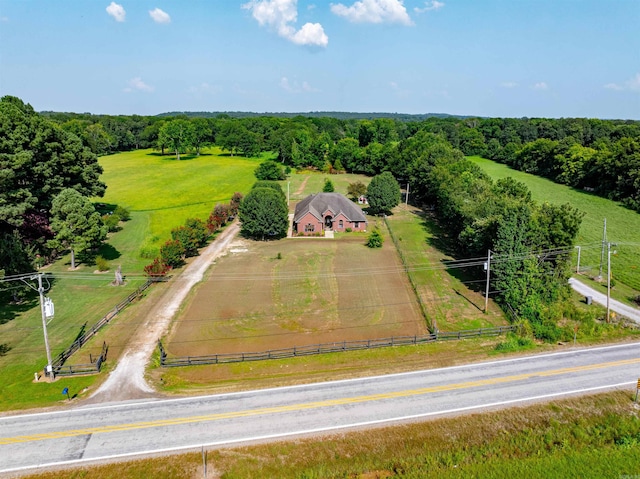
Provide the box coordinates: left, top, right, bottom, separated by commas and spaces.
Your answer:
95, 244, 121, 261
0, 292, 38, 325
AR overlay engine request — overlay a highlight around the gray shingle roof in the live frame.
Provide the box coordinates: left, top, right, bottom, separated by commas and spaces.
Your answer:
293, 193, 367, 223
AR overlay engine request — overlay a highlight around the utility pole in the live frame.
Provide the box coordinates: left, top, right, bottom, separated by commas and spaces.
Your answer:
575, 245, 581, 274
484, 250, 491, 313
405, 182, 410, 205
36, 273, 53, 377
606, 242, 617, 323
599, 218, 607, 279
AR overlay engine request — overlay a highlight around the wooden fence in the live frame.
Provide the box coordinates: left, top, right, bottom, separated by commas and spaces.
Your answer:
158, 325, 518, 367
53, 342, 109, 377
47, 278, 164, 377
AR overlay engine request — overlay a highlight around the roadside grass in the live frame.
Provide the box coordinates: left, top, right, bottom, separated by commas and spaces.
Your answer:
469, 156, 640, 294
385, 204, 508, 331
21, 390, 640, 479
0, 149, 261, 412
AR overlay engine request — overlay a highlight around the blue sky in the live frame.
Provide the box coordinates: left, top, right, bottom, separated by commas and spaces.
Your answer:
0, 0, 638, 118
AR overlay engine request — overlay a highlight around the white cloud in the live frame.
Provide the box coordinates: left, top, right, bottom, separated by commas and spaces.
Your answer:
243, 0, 328, 47
604, 73, 640, 93
533, 82, 548, 90
188, 82, 222, 94
280, 77, 320, 93
149, 8, 171, 24
500, 81, 518, 88
604, 83, 623, 91
124, 77, 154, 93
415, 1, 444, 13
106, 2, 126, 22
331, 0, 413, 26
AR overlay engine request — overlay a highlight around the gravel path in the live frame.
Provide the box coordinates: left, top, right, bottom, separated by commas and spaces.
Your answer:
569, 277, 640, 324
87, 222, 241, 404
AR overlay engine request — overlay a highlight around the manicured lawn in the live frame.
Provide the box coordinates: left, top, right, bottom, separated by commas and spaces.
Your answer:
470, 156, 640, 293
98, 148, 265, 258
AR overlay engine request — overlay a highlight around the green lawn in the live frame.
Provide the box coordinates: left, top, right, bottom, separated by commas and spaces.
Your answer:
0, 148, 263, 411
98, 147, 266, 258
469, 156, 640, 293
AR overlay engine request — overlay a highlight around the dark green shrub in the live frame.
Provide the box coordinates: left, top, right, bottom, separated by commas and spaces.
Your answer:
366, 229, 384, 248
323, 178, 335, 192
171, 226, 199, 257
160, 239, 185, 268
184, 218, 209, 247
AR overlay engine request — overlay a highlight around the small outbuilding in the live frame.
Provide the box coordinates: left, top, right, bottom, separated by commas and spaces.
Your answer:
293, 193, 367, 236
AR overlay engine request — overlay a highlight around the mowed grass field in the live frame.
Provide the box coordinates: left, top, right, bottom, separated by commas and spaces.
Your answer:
470, 156, 640, 294
98, 148, 266, 257
0, 148, 262, 411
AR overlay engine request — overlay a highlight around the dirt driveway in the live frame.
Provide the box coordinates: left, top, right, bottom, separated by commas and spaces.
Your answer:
87, 222, 241, 403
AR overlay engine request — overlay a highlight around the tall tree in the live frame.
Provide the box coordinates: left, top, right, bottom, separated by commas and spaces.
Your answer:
47, 189, 107, 269
158, 119, 194, 159
239, 187, 289, 240
366, 172, 401, 215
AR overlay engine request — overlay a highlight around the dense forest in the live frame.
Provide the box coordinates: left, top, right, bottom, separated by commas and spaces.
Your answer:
3, 96, 640, 339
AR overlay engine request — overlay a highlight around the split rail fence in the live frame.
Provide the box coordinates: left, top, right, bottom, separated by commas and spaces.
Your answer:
158, 325, 518, 367
47, 278, 164, 377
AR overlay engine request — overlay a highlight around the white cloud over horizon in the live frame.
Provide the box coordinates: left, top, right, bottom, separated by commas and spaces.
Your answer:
124, 77, 154, 93
606, 72, 640, 92
106, 2, 126, 22
280, 76, 320, 93
149, 8, 171, 24
415, 1, 444, 14
533, 82, 548, 90
243, 0, 328, 47
331, 0, 413, 25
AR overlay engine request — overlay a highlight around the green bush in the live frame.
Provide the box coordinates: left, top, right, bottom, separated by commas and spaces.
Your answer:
160, 239, 185, 268
95, 255, 110, 271
113, 205, 131, 221
366, 229, 384, 248
102, 213, 121, 232
323, 178, 335, 192
494, 333, 534, 352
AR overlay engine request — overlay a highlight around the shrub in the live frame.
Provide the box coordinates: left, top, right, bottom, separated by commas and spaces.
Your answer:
494, 333, 534, 352
184, 218, 209, 247
143, 257, 171, 277
171, 226, 199, 257
366, 228, 384, 248
255, 160, 285, 180
345, 227, 353, 233
633, 295, 640, 306
113, 206, 131, 221
160, 239, 185, 268
323, 178, 335, 192
95, 255, 110, 271
102, 213, 121, 232
229, 192, 243, 216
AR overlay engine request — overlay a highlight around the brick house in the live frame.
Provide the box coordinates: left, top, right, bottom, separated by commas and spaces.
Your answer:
293, 193, 368, 236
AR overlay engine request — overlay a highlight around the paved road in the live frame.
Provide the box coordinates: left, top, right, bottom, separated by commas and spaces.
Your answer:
569, 278, 640, 324
1, 342, 639, 475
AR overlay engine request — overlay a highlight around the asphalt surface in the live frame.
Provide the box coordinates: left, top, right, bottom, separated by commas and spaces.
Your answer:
569, 277, 640, 323
1, 342, 639, 475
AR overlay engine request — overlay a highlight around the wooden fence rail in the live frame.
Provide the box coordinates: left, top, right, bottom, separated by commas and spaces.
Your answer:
159, 325, 517, 368
47, 279, 164, 377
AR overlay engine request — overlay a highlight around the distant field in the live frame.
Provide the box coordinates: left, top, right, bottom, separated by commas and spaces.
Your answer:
98, 148, 265, 257
470, 156, 640, 292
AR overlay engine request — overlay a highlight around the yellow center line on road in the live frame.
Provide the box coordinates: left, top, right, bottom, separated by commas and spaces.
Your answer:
1, 357, 638, 446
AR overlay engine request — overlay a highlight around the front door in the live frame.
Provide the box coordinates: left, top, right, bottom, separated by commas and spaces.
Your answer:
324, 215, 333, 230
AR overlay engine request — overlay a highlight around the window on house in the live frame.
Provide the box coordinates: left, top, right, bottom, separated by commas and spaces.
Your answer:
339, 220, 344, 229
353, 222, 359, 228
305, 223, 315, 232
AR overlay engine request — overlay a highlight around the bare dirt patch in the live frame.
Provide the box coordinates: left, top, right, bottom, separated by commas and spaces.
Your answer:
165, 233, 426, 357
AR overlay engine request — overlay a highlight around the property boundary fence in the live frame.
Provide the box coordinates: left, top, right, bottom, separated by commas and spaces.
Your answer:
53, 342, 109, 377
47, 278, 164, 377
158, 325, 518, 367
383, 215, 433, 332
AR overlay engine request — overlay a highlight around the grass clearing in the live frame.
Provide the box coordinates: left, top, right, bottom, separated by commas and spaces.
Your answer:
469, 156, 640, 294
20, 390, 640, 478
385, 205, 508, 331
